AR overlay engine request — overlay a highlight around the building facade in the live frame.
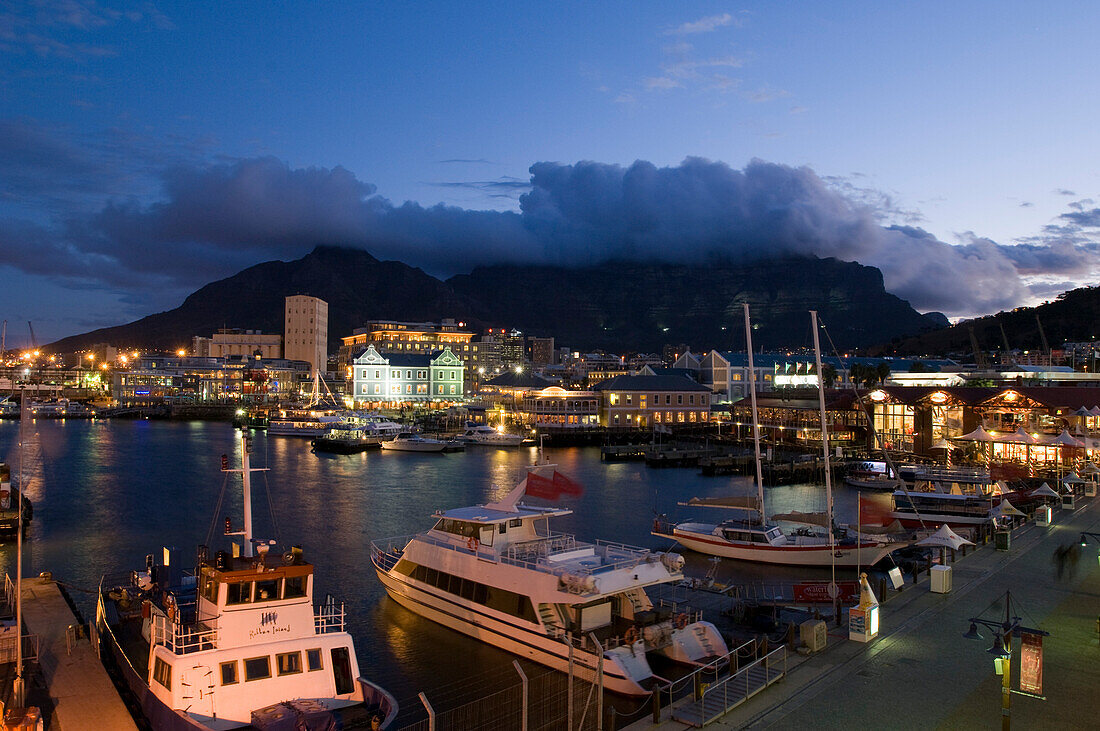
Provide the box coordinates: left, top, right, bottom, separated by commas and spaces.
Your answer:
349, 345, 465, 405
193, 329, 283, 359
592, 374, 711, 428
284, 295, 329, 375
340, 318, 478, 388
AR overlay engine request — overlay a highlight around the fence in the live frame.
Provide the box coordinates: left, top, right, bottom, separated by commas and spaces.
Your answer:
394, 635, 611, 731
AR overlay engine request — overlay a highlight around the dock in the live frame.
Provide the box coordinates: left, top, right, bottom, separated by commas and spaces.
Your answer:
14, 576, 137, 731
629, 493, 1100, 730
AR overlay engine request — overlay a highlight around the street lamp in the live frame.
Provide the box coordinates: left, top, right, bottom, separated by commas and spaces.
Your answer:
1079, 531, 1100, 565
962, 590, 1048, 730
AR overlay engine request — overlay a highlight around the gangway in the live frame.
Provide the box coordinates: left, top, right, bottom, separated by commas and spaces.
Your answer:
671, 645, 787, 727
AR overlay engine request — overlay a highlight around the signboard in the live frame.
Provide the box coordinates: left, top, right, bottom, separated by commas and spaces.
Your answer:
793, 580, 860, 604
849, 608, 866, 635
1019, 631, 1043, 695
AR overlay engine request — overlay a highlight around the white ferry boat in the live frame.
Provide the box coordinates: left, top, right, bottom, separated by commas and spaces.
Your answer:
267, 406, 342, 437
371, 468, 728, 696
97, 433, 396, 730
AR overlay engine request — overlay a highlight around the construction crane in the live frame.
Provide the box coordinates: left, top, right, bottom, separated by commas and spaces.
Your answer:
998, 320, 1014, 367
1035, 314, 1050, 365
968, 324, 988, 370
27, 321, 37, 351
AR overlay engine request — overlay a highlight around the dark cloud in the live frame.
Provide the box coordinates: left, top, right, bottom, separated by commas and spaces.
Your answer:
4, 123, 1099, 320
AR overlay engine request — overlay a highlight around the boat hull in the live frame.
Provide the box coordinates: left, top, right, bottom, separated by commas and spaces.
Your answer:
380, 442, 447, 452
374, 565, 652, 696
660, 528, 898, 567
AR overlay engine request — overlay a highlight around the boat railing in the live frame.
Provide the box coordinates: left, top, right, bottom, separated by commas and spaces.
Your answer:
370, 536, 413, 571
315, 601, 346, 634
150, 611, 219, 655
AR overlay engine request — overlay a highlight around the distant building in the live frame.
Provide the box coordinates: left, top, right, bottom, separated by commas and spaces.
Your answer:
349, 344, 465, 405
193, 329, 282, 359
527, 336, 556, 366
500, 328, 526, 369
340, 318, 478, 388
592, 374, 711, 428
284, 295, 328, 375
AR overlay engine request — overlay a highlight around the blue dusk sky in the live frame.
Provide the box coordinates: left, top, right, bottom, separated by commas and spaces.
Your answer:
2, 1, 1099, 344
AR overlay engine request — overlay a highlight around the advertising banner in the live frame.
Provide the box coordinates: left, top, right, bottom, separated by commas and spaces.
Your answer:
1019, 631, 1043, 695
793, 580, 859, 604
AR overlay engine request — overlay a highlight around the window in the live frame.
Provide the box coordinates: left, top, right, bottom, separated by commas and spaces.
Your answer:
406, 370, 412, 379
375, 370, 381, 379
220, 661, 238, 686
450, 371, 456, 380
255, 578, 280, 602
153, 657, 172, 689
665, 394, 671, 405
306, 648, 323, 671
285, 575, 307, 598
677, 394, 683, 405
450, 385, 456, 394
226, 581, 252, 604
244, 656, 271, 681
277, 651, 302, 676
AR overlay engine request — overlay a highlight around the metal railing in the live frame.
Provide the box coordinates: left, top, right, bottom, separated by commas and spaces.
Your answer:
150, 612, 219, 655
315, 601, 346, 634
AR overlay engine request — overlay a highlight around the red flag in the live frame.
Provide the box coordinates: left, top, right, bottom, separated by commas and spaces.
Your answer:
858, 495, 892, 527
524, 471, 584, 500
553, 471, 583, 497
524, 472, 559, 500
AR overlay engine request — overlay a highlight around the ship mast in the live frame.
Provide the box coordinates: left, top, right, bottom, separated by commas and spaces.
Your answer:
224, 432, 268, 558
743, 304, 765, 525
810, 311, 836, 584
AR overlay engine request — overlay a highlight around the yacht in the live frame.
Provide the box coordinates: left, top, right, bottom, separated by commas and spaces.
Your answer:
267, 406, 342, 437
459, 424, 525, 447
371, 468, 728, 696
97, 433, 397, 730
380, 432, 448, 453
654, 308, 902, 568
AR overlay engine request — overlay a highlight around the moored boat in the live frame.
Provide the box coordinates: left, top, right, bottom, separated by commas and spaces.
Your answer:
96, 433, 397, 729
371, 467, 728, 696
380, 432, 448, 453
459, 423, 525, 447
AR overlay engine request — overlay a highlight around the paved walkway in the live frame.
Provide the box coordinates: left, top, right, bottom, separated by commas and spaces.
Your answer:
630, 498, 1100, 730
18, 577, 137, 731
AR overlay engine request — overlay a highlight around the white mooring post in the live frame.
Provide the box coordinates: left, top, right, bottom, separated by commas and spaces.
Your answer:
419, 692, 435, 731
513, 660, 528, 731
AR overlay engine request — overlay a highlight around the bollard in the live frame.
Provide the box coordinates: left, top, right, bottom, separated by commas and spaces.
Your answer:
652, 687, 661, 723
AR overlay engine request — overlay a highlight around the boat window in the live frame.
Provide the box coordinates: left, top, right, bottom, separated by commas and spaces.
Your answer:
244, 656, 271, 681
153, 657, 172, 690
479, 526, 494, 546
533, 518, 550, 538
255, 578, 281, 602
766, 528, 782, 541
306, 648, 323, 671
201, 575, 218, 602
331, 647, 354, 695
751, 532, 768, 543
220, 661, 238, 686
499, 523, 506, 534
276, 651, 302, 676
226, 581, 253, 604
284, 575, 307, 598
509, 519, 522, 528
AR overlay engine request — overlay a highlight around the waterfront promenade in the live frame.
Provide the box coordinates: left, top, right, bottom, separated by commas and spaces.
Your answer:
632, 496, 1100, 730
18, 576, 136, 731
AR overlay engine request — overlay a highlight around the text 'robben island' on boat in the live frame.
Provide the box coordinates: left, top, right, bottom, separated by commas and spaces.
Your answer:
371, 467, 729, 696
97, 433, 396, 730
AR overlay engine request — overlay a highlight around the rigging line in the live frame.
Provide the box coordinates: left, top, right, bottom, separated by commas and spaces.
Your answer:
818, 317, 927, 531
262, 470, 280, 543
205, 472, 231, 548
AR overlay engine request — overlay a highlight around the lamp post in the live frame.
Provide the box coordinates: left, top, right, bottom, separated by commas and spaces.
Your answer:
1080, 531, 1100, 565
962, 590, 1048, 730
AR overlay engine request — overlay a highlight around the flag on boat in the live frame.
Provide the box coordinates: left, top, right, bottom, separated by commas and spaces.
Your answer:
525, 470, 584, 500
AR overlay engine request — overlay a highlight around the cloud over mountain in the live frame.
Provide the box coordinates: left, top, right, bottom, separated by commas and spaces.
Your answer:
2, 122, 1098, 320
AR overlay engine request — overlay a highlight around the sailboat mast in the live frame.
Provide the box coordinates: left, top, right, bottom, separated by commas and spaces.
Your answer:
810, 311, 835, 556
14, 389, 25, 706
241, 433, 253, 558
743, 304, 765, 523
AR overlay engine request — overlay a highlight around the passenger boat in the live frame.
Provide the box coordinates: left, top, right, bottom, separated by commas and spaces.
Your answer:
844, 463, 902, 491
371, 468, 728, 696
97, 433, 397, 730
654, 308, 902, 568
267, 407, 342, 437
380, 432, 448, 453
459, 423, 525, 447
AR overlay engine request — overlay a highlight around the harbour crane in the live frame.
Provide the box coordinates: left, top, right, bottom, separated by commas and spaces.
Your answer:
27, 321, 37, 351
968, 324, 988, 370
1035, 314, 1050, 364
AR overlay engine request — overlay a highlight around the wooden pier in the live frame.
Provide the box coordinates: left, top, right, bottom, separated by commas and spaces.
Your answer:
14, 576, 137, 731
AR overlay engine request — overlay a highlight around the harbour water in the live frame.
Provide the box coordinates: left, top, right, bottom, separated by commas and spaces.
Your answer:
0, 419, 884, 723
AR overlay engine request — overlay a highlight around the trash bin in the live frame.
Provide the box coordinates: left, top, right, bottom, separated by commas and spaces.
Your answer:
1036, 505, 1052, 526
995, 529, 1011, 552
930, 565, 952, 593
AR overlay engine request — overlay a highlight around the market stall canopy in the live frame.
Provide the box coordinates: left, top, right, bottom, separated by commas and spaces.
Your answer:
1081, 461, 1100, 475
1031, 484, 1060, 499
916, 524, 975, 549
992, 499, 1027, 519
1090, 406, 1100, 417
931, 439, 954, 450
1062, 471, 1085, 485
1074, 406, 1093, 416
956, 425, 997, 442
1051, 431, 1084, 447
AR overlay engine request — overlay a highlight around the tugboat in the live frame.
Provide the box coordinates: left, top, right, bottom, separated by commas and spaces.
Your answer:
97, 432, 396, 730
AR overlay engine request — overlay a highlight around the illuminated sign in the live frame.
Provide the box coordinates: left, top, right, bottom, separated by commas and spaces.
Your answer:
869, 390, 887, 402
929, 391, 948, 404
775, 374, 819, 387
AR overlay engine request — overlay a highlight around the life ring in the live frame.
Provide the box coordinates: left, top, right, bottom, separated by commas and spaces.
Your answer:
674, 613, 689, 629
467, 537, 480, 552
624, 626, 639, 644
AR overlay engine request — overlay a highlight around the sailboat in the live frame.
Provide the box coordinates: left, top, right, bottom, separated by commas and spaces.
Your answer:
267, 370, 343, 436
653, 307, 900, 567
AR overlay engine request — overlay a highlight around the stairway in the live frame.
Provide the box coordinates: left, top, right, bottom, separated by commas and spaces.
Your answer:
538, 603, 562, 636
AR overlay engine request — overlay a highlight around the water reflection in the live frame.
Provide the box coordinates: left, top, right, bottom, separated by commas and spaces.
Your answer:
0, 420, 879, 720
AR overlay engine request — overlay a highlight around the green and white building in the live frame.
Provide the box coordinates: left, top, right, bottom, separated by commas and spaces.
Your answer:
350, 345, 465, 406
